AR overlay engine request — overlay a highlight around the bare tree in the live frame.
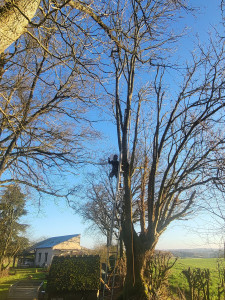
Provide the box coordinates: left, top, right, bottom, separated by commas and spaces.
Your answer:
120, 48, 225, 300
96, 1, 225, 299
74, 157, 144, 246
76, 167, 119, 242
0, 0, 126, 54
0, 13, 101, 197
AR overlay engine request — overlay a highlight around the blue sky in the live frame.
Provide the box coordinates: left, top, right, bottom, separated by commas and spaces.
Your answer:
22, 0, 225, 250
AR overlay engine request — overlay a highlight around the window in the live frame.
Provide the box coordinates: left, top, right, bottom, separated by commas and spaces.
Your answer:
38, 253, 42, 262
45, 252, 48, 263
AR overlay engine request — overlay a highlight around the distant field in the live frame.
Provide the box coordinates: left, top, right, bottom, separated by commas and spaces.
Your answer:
169, 258, 225, 298
0, 268, 46, 300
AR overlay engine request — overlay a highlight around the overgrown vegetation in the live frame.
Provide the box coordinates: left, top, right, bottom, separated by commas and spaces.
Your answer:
101, 250, 177, 299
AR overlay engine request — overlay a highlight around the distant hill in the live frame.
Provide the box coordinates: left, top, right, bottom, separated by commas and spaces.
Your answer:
169, 248, 223, 258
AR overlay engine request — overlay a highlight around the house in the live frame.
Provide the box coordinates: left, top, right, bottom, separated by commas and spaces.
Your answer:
18, 234, 87, 267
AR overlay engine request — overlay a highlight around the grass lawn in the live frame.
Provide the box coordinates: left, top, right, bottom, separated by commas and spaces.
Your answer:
0, 268, 47, 300
168, 258, 225, 299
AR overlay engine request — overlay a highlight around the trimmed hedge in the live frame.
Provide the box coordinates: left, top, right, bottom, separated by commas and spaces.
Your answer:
47, 255, 100, 293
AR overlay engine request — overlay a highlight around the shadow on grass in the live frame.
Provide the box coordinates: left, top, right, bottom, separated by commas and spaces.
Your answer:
169, 285, 190, 300
0, 284, 11, 300
0, 267, 47, 300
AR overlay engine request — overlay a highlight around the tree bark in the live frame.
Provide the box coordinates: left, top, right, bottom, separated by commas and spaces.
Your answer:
122, 229, 158, 300
0, 0, 40, 53
122, 159, 151, 299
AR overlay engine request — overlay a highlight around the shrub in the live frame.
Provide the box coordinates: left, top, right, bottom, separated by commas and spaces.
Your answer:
182, 267, 210, 300
144, 251, 177, 299
47, 255, 100, 294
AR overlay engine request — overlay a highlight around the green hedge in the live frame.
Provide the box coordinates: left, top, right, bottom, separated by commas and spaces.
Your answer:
47, 255, 100, 293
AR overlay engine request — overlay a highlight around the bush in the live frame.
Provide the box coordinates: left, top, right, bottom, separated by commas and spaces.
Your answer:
144, 251, 177, 299
47, 255, 100, 294
105, 251, 176, 298
181, 261, 225, 300
182, 267, 210, 300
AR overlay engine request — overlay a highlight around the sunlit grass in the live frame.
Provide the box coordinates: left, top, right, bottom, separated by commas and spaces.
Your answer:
0, 268, 47, 300
168, 258, 225, 299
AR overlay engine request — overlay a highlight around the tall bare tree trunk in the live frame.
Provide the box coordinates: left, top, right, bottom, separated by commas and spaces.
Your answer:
122, 223, 158, 299
0, 0, 40, 53
122, 233, 148, 299
121, 151, 150, 299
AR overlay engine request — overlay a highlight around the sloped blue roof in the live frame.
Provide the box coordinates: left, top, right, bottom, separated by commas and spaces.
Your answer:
31, 234, 80, 250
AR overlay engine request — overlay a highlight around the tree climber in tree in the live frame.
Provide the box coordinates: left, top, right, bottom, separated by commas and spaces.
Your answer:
108, 154, 119, 178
